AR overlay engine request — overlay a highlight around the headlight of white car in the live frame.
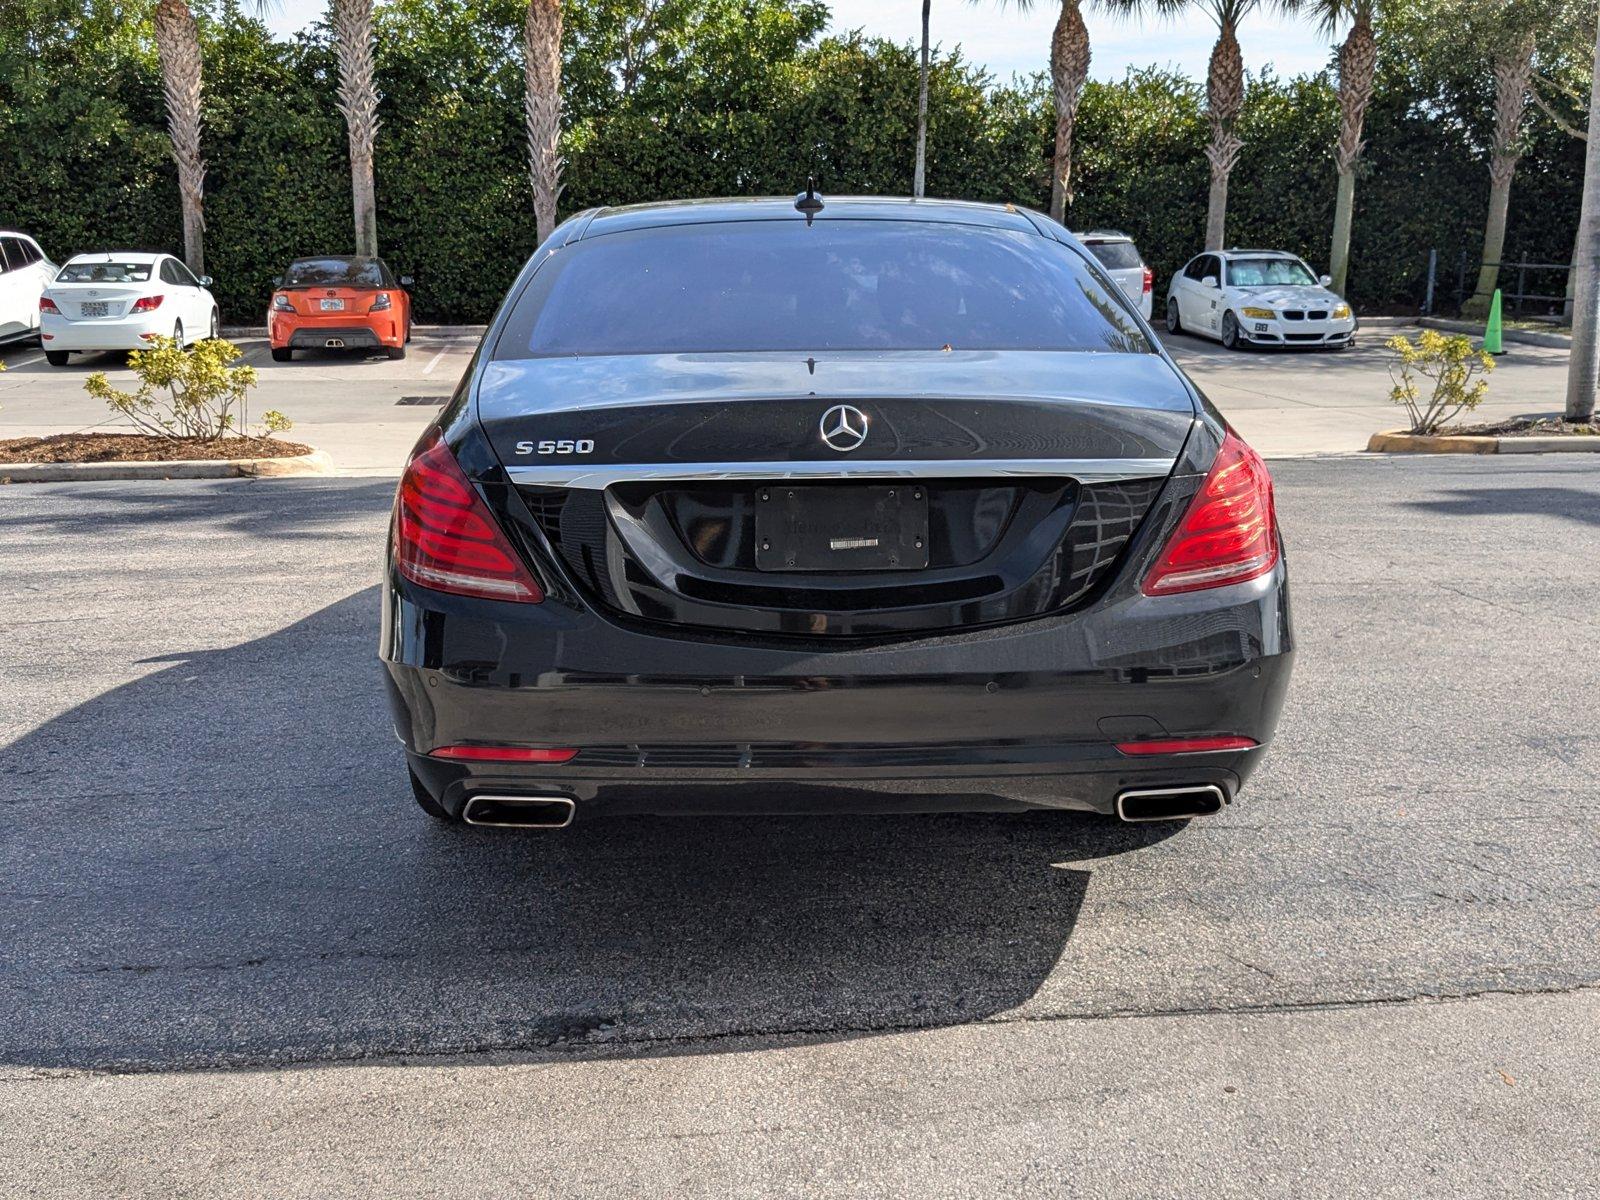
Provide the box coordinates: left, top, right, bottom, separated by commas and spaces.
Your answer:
1332, 303, 1352, 319
1240, 306, 1276, 320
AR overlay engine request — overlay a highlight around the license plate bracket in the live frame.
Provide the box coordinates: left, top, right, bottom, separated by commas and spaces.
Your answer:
754, 485, 929, 572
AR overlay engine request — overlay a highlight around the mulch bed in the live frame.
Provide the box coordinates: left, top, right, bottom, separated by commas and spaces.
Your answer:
1437, 416, 1600, 438
0, 433, 313, 464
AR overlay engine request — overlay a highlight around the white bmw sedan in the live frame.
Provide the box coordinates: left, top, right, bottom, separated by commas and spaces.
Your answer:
40, 251, 219, 366
1165, 250, 1354, 351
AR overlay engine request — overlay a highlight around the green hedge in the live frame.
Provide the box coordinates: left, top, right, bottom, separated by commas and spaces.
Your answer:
0, 0, 1582, 321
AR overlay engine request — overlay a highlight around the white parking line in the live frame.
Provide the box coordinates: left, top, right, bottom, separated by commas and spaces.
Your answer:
6, 351, 45, 367
422, 347, 451, 375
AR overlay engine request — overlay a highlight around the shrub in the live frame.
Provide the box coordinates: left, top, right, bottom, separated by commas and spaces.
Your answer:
83, 337, 291, 441
1383, 329, 1494, 433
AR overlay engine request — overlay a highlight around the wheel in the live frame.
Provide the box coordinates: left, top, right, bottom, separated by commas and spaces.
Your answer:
387, 343, 406, 360
208, 308, 219, 340
1220, 310, 1242, 350
270, 346, 293, 363
409, 768, 458, 823
1165, 296, 1183, 334
45, 350, 70, 366
173, 320, 184, 349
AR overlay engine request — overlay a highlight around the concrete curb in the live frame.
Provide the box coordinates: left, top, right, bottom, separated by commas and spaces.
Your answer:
1367, 429, 1600, 455
0, 449, 334, 484
220, 324, 487, 339
1417, 317, 1571, 350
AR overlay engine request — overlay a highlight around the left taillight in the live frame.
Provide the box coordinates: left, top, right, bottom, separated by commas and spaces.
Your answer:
1142, 429, 1280, 596
1142, 267, 1154, 295
39, 296, 59, 314
393, 429, 544, 603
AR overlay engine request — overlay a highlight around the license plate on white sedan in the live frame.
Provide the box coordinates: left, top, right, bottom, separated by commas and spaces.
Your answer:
320, 298, 345, 311
80, 301, 110, 318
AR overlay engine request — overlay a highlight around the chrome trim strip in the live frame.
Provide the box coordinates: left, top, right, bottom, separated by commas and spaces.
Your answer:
505, 458, 1172, 489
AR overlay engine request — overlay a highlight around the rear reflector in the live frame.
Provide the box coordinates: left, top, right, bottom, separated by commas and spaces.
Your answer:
393, 428, 543, 603
1115, 736, 1258, 756
429, 745, 578, 763
1143, 429, 1279, 595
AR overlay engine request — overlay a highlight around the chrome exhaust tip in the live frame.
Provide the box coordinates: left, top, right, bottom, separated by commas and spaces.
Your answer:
462, 794, 576, 829
325, 337, 345, 348
1115, 784, 1226, 823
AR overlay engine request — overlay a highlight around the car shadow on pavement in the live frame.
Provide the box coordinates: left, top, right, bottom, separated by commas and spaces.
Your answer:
0, 587, 1183, 1072
1403, 484, 1600, 528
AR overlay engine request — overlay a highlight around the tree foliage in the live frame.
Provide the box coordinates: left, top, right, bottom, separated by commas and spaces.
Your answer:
0, 0, 1587, 320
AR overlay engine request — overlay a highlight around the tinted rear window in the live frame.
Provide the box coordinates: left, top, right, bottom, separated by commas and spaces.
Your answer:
1083, 239, 1142, 271
283, 257, 386, 287
494, 221, 1152, 359
58, 261, 152, 283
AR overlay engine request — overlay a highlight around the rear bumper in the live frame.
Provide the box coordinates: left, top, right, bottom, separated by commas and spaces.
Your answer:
270, 311, 402, 348
39, 312, 169, 351
381, 561, 1294, 821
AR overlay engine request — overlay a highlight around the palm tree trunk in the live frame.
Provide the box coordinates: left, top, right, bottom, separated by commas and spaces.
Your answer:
914, 0, 930, 198
152, 0, 206, 276
1203, 19, 1245, 251
334, 0, 380, 256
524, 0, 564, 245
1047, 0, 1090, 223
1564, 19, 1600, 421
1329, 10, 1375, 295
1466, 33, 1535, 316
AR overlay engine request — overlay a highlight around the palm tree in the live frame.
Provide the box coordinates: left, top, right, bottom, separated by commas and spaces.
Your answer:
152, 0, 206, 274
915, 0, 931, 198
333, 0, 380, 256
1563, 10, 1600, 421
524, 0, 563, 244
1464, 27, 1538, 315
1282, 0, 1377, 295
1106, 0, 1259, 249
980, 2, 1091, 222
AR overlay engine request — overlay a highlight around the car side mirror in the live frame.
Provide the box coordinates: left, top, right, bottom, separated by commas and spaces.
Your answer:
1319, 274, 1332, 287
272, 275, 283, 287
1201, 275, 1219, 289
199, 275, 213, 287
399, 275, 414, 288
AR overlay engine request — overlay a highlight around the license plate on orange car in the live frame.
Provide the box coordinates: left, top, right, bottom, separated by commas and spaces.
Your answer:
320, 298, 345, 311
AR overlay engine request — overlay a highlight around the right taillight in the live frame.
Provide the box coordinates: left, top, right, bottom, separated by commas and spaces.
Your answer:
130, 294, 163, 313
1142, 429, 1279, 596
1142, 267, 1153, 294
393, 429, 544, 603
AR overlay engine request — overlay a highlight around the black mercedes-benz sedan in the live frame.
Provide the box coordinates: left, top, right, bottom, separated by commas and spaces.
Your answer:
381, 195, 1293, 828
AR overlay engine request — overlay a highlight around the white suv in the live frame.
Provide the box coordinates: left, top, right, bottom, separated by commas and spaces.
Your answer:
0, 231, 58, 348
1075, 230, 1153, 321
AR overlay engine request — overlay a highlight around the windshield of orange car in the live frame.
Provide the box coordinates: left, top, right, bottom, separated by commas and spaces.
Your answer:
282, 258, 386, 288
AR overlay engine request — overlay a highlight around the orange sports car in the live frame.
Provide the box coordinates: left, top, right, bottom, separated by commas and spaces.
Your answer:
267, 255, 412, 361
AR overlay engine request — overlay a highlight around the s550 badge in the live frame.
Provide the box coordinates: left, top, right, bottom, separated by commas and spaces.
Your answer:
515, 439, 595, 455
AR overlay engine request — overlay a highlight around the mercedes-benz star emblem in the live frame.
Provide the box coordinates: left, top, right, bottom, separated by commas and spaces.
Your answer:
819, 404, 869, 452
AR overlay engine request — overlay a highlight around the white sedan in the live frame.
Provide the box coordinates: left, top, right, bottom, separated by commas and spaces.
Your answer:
1165, 250, 1354, 350
41, 251, 219, 366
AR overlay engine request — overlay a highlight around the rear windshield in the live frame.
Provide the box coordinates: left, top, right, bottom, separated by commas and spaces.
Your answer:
283, 257, 386, 288
58, 261, 152, 283
1083, 239, 1142, 270
494, 220, 1153, 359
1227, 257, 1317, 287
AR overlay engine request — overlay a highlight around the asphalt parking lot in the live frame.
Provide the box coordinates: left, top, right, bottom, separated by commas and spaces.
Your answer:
2, 455, 1597, 1196
0, 322, 1577, 466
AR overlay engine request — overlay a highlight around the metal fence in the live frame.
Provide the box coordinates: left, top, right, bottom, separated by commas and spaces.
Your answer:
1423, 248, 1573, 320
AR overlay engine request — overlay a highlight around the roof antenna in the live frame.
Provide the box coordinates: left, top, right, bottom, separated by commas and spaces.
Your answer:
794, 176, 824, 226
